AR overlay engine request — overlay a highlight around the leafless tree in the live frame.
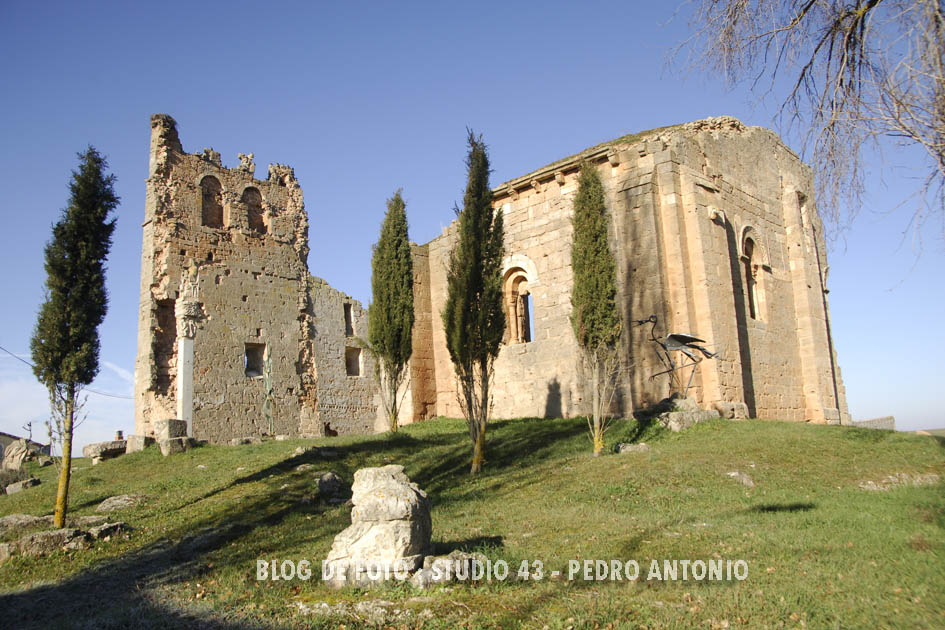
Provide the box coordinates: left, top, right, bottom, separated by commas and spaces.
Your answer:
674, 0, 945, 241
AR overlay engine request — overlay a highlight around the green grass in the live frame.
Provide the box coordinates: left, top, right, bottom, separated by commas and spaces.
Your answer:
1, 417, 943, 629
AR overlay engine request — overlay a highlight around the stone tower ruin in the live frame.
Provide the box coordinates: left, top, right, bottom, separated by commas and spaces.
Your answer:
133, 114, 377, 443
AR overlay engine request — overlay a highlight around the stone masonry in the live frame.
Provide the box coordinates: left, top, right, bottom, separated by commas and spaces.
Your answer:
134, 114, 849, 443
133, 114, 377, 443
405, 116, 849, 425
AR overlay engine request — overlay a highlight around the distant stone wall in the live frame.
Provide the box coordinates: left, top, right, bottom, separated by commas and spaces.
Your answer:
307, 276, 377, 436
852, 416, 896, 431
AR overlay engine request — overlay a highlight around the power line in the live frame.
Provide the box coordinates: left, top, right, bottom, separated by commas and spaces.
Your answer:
0, 344, 134, 401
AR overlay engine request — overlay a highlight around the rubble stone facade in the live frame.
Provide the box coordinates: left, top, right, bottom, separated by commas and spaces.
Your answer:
133, 114, 376, 442
134, 114, 849, 444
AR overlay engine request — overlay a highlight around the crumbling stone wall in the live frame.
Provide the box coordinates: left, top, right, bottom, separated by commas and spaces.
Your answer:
304, 276, 377, 436
133, 114, 378, 442
412, 116, 850, 424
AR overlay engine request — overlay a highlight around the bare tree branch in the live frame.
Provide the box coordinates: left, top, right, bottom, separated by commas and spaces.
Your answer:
672, 0, 945, 242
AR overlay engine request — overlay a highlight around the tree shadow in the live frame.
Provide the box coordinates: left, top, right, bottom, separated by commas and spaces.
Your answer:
433, 535, 504, 555
749, 502, 816, 513
544, 378, 562, 418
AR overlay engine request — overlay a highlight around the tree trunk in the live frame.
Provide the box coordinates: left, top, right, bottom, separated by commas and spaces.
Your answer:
470, 422, 485, 474
591, 353, 604, 456
53, 385, 74, 528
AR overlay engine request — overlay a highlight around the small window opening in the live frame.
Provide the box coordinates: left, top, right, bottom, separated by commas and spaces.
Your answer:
200, 176, 224, 228
744, 238, 758, 320
245, 343, 265, 377
343, 303, 354, 337
243, 187, 266, 234
503, 268, 533, 344
345, 346, 361, 376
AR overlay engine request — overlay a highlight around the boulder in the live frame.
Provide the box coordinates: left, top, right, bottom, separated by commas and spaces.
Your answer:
83, 440, 127, 465
615, 442, 650, 454
96, 494, 146, 512
714, 401, 749, 420
17, 528, 91, 556
159, 437, 195, 456
671, 396, 702, 413
88, 521, 130, 540
2, 439, 29, 471
318, 471, 350, 502
0, 513, 48, 534
5, 478, 40, 494
154, 419, 187, 441
410, 550, 482, 590
323, 464, 431, 587
660, 409, 720, 432
0, 542, 14, 563
125, 435, 155, 453
726, 471, 755, 487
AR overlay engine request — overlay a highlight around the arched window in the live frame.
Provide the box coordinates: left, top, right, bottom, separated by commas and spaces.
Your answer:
242, 187, 266, 234
503, 268, 533, 344
200, 176, 223, 228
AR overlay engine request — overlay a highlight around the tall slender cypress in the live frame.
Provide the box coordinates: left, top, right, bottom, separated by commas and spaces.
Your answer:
570, 161, 621, 455
442, 130, 505, 474
369, 190, 414, 432
31, 146, 118, 526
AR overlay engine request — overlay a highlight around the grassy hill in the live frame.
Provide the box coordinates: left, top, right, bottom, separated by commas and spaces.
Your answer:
1, 417, 943, 629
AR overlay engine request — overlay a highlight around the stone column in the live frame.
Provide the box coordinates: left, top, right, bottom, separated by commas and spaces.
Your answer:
175, 264, 202, 438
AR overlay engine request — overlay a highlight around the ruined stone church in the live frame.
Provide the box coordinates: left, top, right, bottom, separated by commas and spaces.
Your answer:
133, 113, 849, 443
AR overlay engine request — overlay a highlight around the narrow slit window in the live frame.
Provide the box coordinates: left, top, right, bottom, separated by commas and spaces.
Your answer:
343, 303, 354, 337
744, 238, 758, 320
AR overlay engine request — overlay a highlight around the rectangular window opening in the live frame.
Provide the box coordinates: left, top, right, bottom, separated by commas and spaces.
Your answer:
245, 343, 265, 378
345, 346, 362, 377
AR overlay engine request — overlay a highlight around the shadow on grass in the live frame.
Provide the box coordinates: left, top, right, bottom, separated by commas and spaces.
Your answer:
433, 535, 504, 555
750, 502, 816, 513
0, 521, 272, 629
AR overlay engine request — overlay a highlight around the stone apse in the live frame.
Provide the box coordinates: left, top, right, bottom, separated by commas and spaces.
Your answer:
133, 114, 849, 444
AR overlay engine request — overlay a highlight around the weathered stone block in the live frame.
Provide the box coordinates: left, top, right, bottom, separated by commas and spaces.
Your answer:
88, 521, 130, 540
615, 442, 650, 454
714, 401, 749, 420
661, 409, 721, 432
154, 419, 187, 441
83, 440, 127, 464
159, 437, 195, 456
17, 528, 91, 556
5, 478, 40, 494
125, 434, 155, 453
96, 494, 147, 512
323, 465, 431, 587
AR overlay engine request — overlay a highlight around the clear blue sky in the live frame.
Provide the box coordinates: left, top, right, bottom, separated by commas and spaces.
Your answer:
1, 1, 941, 453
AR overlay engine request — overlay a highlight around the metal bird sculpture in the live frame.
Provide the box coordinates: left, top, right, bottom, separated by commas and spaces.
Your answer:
633, 315, 718, 397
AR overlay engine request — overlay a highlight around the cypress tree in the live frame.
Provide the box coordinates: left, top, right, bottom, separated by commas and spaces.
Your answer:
442, 130, 505, 474
369, 189, 414, 433
570, 161, 621, 455
31, 146, 118, 527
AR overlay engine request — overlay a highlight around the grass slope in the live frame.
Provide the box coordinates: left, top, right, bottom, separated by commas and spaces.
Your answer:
1, 417, 943, 629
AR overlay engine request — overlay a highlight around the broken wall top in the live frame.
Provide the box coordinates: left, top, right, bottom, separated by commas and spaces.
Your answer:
146, 113, 310, 271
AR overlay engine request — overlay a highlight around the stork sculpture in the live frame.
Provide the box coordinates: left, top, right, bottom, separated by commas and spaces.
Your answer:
633, 315, 718, 397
